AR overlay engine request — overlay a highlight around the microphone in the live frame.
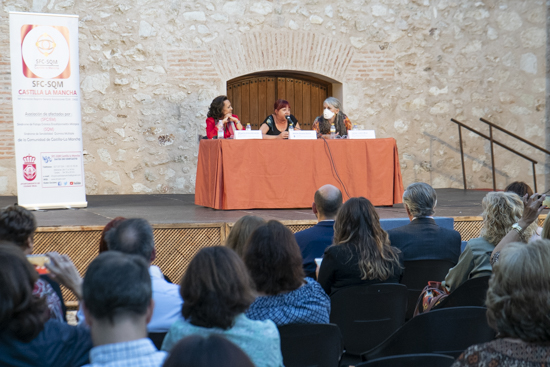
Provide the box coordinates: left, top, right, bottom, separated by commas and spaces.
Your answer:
286, 116, 292, 124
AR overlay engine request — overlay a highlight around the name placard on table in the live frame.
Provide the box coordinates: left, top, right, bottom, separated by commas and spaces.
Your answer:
234, 130, 263, 140
348, 130, 376, 139
289, 130, 317, 140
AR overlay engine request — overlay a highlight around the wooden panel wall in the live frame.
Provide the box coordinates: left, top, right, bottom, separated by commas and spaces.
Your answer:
228, 74, 331, 130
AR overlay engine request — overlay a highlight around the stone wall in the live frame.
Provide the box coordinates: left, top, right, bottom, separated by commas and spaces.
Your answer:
0, 0, 546, 196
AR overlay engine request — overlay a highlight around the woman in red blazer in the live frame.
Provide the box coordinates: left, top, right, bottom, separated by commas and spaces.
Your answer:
206, 96, 243, 139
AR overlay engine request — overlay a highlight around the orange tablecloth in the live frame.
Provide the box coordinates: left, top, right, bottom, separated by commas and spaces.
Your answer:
195, 138, 404, 210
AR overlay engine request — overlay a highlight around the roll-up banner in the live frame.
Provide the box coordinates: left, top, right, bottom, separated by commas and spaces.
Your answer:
9, 12, 87, 210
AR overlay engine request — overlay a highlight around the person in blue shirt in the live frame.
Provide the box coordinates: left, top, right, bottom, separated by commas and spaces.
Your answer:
245, 220, 331, 326
294, 184, 342, 279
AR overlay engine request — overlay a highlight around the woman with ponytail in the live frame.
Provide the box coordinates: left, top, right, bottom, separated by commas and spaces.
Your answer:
317, 197, 403, 295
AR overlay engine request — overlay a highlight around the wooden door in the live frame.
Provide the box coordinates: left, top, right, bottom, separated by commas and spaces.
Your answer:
227, 73, 331, 130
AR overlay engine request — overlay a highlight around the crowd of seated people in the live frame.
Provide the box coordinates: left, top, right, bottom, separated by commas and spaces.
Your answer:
0, 180, 549, 367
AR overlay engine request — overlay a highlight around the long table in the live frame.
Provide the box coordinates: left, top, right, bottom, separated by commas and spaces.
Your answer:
195, 138, 404, 210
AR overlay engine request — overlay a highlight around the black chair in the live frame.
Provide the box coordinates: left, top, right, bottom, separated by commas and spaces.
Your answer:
357, 353, 455, 367
400, 259, 455, 320
433, 275, 491, 309
330, 283, 407, 362
148, 332, 167, 350
361, 306, 496, 362
278, 323, 343, 367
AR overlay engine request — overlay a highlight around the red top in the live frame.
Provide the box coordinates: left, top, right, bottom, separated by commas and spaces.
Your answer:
206, 114, 241, 139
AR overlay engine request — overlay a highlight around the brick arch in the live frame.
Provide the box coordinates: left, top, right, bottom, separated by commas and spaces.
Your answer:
208, 32, 355, 83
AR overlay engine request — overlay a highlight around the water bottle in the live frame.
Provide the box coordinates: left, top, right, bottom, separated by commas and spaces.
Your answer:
217, 120, 224, 139
330, 123, 336, 139
289, 122, 294, 132
353, 124, 358, 130
246, 123, 251, 131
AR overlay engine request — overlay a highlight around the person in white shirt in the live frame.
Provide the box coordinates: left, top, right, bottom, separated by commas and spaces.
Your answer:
82, 251, 167, 367
105, 218, 183, 332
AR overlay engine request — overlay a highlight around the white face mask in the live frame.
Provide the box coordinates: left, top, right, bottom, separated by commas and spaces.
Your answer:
323, 108, 335, 120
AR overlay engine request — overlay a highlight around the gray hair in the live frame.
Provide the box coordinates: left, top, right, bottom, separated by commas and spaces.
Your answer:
106, 218, 155, 262
402, 182, 437, 218
324, 97, 344, 113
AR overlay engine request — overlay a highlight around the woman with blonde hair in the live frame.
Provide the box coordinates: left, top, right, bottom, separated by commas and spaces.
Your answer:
452, 239, 550, 366
317, 197, 403, 295
443, 191, 536, 292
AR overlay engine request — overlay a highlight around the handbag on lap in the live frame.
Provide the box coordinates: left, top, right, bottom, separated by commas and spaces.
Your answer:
413, 281, 449, 317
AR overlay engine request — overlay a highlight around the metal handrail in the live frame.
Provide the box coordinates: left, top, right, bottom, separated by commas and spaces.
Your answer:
450, 118, 539, 192
480, 118, 550, 156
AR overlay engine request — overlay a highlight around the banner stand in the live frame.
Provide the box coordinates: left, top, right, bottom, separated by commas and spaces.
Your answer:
9, 12, 87, 210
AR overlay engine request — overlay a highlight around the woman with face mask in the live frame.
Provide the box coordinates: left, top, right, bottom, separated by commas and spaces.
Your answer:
260, 99, 300, 139
313, 97, 352, 139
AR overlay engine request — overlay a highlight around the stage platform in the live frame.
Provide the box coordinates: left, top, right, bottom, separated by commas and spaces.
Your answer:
1, 188, 545, 306
0, 188, 489, 227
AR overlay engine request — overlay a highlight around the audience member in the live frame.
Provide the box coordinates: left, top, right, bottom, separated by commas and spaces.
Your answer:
0, 204, 66, 321
387, 182, 461, 264
294, 184, 342, 279
82, 251, 167, 367
105, 218, 182, 332
317, 197, 403, 295
452, 239, 550, 366
98, 216, 126, 253
161, 246, 283, 367
504, 181, 533, 198
491, 193, 546, 264
443, 192, 536, 292
504, 181, 542, 240
244, 220, 330, 325
162, 335, 254, 367
225, 215, 265, 257
0, 243, 92, 366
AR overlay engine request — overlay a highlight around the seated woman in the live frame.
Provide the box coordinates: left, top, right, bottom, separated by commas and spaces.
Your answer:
313, 97, 352, 138
161, 246, 283, 367
0, 205, 66, 321
162, 335, 254, 367
443, 192, 536, 292
0, 244, 92, 366
244, 220, 330, 326
260, 99, 300, 139
317, 197, 403, 295
225, 215, 266, 258
504, 181, 541, 241
452, 239, 550, 367
205, 96, 243, 139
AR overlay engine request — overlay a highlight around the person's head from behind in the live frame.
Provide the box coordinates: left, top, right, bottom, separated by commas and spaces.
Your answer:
244, 220, 304, 296
0, 242, 48, 342
162, 335, 254, 367
82, 251, 152, 334
106, 218, 155, 264
481, 192, 534, 245
99, 216, 126, 254
181, 246, 254, 330
504, 181, 533, 199
0, 205, 37, 254
402, 182, 436, 220
313, 184, 343, 220
225, 215, 266, 258
486, 239, 550, 342
333, 197, 400, 281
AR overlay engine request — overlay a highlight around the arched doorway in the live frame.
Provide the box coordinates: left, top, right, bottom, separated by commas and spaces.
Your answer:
227, 72, 332, 130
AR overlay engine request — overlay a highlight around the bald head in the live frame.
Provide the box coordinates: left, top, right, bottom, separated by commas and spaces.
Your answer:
314, 185, 343, 219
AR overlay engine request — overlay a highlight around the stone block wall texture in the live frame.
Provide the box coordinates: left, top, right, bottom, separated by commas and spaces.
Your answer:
0, 0, 546, 196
